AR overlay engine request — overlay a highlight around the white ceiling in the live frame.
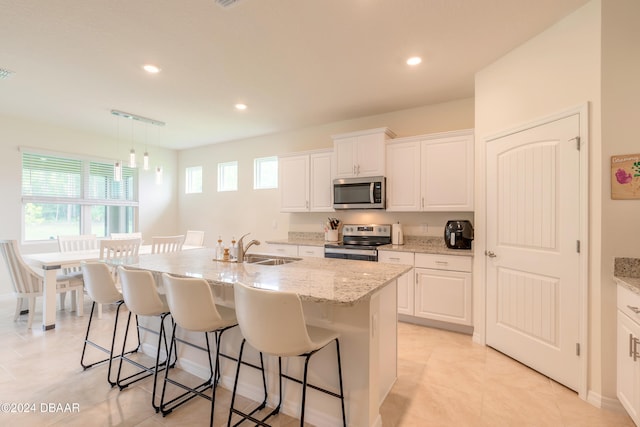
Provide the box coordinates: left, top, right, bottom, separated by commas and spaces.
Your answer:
0, 0, 589, 150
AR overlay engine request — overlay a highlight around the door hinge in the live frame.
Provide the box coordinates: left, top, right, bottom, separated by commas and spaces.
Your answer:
576, 342, 581, 356
570, 136, 581, 150
576, 240, 581, 253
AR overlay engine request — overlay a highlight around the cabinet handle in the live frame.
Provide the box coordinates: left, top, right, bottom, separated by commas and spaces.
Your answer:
421, 197, 424, 209
353, 165, 356, 175
389, 257, 400, 261
415, 273, 419, 283
435, 260, 449, 265
630, 333, 634, 358
306, 200, 309, 209
304, 251, 313, 255
627, 305, 640, 314
634, 337, 640, 362
357, 164, 360, 175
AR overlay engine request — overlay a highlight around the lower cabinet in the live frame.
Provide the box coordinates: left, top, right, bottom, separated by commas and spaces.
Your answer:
378, 251, 414, 316
264, 243, 324, 258
414, 254, 472, 326
617, 284, 640, 425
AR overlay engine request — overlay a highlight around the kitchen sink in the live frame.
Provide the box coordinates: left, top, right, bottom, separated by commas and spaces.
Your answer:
243, 254, 301, 266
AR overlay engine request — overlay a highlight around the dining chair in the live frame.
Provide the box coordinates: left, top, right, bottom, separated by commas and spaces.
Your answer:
184, 230, 205, 247
110, 232, 143, 241
57, 234, 99, 309
97, 238, 141, 318
151, 235, 185, 254
160, 273, 241, 425
229, 281, 346, 427
0, 240, 84, 329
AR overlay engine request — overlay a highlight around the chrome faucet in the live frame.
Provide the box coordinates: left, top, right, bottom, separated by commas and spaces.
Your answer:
237, 232, 261, 262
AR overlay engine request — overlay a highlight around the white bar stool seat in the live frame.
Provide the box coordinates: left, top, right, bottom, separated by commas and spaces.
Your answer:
116, 266, 174, 412
80, 261, 136, 386
160, 273, 242, 426
229, 281, 346, 427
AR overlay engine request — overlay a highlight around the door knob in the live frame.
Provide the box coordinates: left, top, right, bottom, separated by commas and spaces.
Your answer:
485, 250, 497, 258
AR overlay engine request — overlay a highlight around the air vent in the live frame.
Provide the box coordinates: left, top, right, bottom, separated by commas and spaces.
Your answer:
0, 68, 15, 80
215, 0, 244, 8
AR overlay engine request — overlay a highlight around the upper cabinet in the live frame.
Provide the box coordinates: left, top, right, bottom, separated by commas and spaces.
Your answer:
333, 127, 396, 178
279, 150, 334, 212
387, 129, 474, 212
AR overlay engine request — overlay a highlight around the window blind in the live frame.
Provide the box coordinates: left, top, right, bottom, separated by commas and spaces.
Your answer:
22, 153, 82, 198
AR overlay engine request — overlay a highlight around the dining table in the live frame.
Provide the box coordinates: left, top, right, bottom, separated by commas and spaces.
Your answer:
23, 245, 202, 330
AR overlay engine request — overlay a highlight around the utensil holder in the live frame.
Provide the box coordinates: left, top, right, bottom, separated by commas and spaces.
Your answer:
326, 229, 339, 242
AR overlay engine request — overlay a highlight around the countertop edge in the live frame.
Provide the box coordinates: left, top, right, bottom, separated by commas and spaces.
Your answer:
615, 276, 640, 295
266, 239, 473, 257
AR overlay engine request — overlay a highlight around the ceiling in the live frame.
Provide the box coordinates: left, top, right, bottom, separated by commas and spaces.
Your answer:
0, 0, 589, 150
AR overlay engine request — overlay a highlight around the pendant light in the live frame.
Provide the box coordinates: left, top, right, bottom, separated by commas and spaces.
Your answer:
114, 115, 122, 182
128, 118, 137, 168
110, 109, 165, 174
155, 166, 163, 185
143, 123, 150, 170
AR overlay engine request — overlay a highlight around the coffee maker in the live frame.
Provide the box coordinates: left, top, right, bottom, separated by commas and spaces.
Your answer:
444, 220, 474, 249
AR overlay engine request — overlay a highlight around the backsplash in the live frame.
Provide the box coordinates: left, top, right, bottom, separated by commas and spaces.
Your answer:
615, 258, 640, 278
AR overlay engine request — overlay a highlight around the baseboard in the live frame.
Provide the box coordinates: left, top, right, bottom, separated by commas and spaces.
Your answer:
586, 390, 627, 414
398, 314, 474, 335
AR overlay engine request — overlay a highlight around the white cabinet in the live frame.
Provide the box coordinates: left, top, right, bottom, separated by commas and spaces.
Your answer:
264, 243, 299, 257
279, 150, 333, 212
414, 254, 472, 326
298, 245, 324, 258
333, 128, 395, 178
617, 284, 640, 425
379, 251, 415, 315
386, 139, 421, 211
421, 132, 474, 211
386, 129, 474, 212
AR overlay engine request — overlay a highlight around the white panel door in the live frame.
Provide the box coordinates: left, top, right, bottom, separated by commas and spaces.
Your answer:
386, 140, 421, 211
486, 114, 581, 391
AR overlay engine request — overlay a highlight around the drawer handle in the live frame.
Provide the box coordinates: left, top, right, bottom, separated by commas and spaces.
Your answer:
627, 305, 640, 314
435, 261, 449, 265
304, 251, 313, 255
389, 257, 400, 261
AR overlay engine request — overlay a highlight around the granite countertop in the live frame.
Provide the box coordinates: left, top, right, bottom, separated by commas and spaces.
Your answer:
615, 257, 640, 295
266, 234, 473, 256
124, 248, 412, 306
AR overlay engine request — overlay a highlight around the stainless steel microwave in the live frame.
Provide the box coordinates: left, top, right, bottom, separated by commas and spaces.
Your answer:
333, 176, 386, 209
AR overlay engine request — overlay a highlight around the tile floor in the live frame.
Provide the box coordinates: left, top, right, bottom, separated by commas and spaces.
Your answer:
0, 297, 634, 427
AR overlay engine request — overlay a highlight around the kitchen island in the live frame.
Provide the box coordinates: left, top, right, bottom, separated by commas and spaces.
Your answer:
120, 248, 411, 427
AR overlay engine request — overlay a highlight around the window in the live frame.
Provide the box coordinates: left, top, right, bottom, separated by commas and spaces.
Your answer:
217, 161, 238, 192
254, 156, 278, 189
185, 166, 203, 194
22, 151, 138, 241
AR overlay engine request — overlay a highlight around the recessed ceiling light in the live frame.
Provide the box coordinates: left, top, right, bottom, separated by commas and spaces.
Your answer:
0, 68, 15, 79
235, 103, 247, 110
143, 64, 161, 74
406, 56, 422, 66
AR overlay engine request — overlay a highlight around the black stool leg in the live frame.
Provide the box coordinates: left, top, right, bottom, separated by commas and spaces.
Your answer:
335, 339, 346, 427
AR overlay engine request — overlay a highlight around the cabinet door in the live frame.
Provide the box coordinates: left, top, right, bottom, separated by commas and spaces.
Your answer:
386, 140, 421, 211
414, 268, 472, 325
264, 243, 299, 257
309, 151, 334, 212
334, 137, 356, 178
618, 310, 640, 425
379, 251, 414, 315
421, 134, 474, 211
298, 245, 324, 258
354, 132, 385, 177
279, 155, 310, 212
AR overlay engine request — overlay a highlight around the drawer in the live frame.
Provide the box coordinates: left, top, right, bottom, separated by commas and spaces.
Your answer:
265, 243, 299, 257
618, 284, 640, 323
298, 245, 324, 258
414, 253, 471, 272
378, 250, 414, 266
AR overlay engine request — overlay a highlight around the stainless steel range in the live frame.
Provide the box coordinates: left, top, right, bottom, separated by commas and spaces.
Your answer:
324, 224, 391, 262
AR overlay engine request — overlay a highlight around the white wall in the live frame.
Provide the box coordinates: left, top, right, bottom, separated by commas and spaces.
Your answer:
601, 0, 640, 400
475, 0, 640, 405
177, 98, 476, 247
0, 114, 179, 294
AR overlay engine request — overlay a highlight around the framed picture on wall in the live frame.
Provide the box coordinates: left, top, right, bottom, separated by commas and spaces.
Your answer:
611, 153, 640, 200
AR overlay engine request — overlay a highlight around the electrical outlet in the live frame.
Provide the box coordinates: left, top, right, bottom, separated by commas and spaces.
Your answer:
421, 223, 428, 233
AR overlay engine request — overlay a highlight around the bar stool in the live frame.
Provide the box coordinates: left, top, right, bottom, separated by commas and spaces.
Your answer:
160, 273, 240, 426
116, 266, 174, 412
229, 282, 346, 427
80, 261, 139, 386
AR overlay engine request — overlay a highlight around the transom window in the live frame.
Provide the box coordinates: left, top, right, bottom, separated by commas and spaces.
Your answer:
21, 150, 138, 241
217, 161, 238, 192
185, 166, 203, 194
254, 156, 278, 190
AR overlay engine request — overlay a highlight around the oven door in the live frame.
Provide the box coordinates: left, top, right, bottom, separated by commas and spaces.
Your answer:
324, 246, 378, 262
